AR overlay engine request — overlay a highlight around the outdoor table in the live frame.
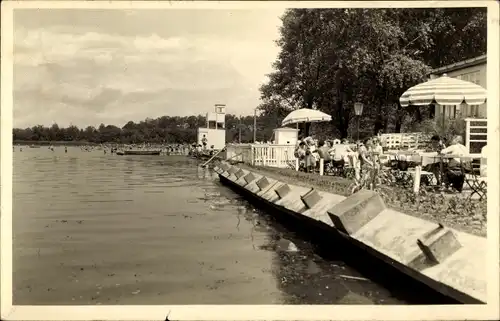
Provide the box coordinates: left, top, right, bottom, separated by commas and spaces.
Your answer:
413, 154, 483, 191
384, 150, 422, 163
382, 151, 441, 190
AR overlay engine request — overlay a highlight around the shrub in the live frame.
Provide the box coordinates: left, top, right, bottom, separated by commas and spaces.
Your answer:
413, 118, 466, 144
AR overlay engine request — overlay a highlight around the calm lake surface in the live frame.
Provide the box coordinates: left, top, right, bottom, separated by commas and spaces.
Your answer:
13, 146, 405, 305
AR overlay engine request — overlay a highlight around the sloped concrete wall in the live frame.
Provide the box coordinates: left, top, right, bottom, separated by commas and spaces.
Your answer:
213, 162, 487, 304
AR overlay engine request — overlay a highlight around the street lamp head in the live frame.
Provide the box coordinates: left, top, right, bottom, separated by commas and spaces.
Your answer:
354, 102, 364, 116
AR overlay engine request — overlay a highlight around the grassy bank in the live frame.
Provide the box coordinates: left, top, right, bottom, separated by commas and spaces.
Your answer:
228, 162, 486, 237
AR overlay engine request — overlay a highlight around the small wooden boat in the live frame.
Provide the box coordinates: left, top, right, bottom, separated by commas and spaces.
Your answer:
122, 150, 161, 156
116, 151, 125, 156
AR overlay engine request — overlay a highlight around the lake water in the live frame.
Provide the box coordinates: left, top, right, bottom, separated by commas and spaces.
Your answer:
12, 146, 405, 305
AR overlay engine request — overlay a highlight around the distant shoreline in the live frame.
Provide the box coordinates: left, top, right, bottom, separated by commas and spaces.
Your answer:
13, 140, 188, 146
14, 140, 99, 146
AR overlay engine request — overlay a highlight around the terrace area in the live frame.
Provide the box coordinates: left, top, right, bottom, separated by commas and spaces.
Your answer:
224, 132, 487, 237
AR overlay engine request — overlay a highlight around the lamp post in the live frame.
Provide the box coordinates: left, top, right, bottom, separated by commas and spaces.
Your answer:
253, 108, 257, 143
354, 102, 364, 142
238, 115, 242, 144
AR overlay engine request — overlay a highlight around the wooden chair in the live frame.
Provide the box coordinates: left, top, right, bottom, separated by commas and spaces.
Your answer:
461, 158, 487, 200
343, 153, 359, 180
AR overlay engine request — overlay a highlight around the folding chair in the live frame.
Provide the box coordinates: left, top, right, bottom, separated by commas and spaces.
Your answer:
462, 159, 487, 200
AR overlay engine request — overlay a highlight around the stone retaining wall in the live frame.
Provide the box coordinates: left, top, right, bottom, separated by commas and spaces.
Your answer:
213, 161, 487, 304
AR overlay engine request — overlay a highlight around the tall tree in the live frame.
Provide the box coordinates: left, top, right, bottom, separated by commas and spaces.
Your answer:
259, 8, 486, 138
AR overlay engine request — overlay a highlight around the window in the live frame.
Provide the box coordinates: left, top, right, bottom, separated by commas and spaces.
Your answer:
473, 72, 480, 85
457, 71, 481, 85
470, 105, 479, 117
215, 105, 226, 114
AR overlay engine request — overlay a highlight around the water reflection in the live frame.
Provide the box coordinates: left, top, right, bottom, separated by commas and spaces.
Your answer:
13, 147, 404, 305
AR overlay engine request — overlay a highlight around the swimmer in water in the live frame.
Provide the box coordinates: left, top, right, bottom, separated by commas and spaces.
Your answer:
65, 147, 68, 153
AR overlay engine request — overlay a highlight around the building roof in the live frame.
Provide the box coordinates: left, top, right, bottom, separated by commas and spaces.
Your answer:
430, 54, 487, 75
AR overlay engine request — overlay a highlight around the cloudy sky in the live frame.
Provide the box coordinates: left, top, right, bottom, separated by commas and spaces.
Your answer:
13, 9, 284, 128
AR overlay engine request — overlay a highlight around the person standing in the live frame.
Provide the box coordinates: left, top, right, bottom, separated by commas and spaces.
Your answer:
358, 139, 375, 186
201, 135, 208, 150
371, 137, 384, 165
303, 137, 317, 172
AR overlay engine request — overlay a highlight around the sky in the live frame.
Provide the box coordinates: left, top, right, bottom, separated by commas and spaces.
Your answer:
13, 8, 285, 128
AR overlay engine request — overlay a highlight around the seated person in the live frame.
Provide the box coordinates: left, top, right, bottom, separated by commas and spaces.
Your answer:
317, 140, 332, 162
328, 141, 353, 165
317, 140, 332, 172
440, 135, 469, 192
294, 141, 307, 169
480, 144, 487, 177
422, 135, 447, 185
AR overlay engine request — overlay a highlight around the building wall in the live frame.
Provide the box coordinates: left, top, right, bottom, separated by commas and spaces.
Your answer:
197, 128, 226, 150
206, 112, 226, 129
432, 62, 487, 119
273, 128, 299, 145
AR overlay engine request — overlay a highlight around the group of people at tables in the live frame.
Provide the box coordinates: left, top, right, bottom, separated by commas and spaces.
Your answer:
294, 134, 487, 194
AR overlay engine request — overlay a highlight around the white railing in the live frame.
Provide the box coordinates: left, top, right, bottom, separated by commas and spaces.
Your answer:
225, 143, 297, 168
251, 144, 297, 168
225, 143, 253, 163
465, 118, 487, 155
380, 132, 430, 150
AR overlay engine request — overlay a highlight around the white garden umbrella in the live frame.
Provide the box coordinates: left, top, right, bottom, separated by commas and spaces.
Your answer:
282, 108, 332, 126
399, 74, 487, 129
399, 74, 487, 107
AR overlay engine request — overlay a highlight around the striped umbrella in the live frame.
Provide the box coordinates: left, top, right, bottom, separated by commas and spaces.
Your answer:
399, 74, 487, 107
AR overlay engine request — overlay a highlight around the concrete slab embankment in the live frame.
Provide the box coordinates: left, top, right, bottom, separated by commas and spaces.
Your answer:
213, 162, 487, 304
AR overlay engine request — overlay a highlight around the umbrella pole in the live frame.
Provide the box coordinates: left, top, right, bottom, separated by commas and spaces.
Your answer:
442, 105, 446, 135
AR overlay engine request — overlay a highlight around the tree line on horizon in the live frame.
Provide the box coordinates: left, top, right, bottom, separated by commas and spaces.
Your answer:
13, 113, 283, 144
257, 8, 486, 139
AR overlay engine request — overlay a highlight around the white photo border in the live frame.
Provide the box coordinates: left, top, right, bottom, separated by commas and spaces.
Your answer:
1, 1, 499, 320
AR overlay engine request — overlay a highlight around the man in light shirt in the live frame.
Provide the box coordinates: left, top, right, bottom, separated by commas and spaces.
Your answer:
328, 141, 353, 162
440, 135, 468, 165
